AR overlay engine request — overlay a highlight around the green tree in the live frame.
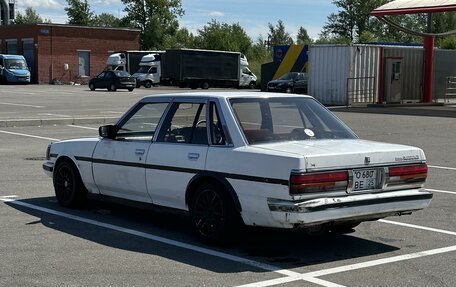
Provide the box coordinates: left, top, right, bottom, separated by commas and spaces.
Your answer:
358, 31, 377, 43
296, 27, 312, 44
65, 0, 94, 26
194, 20, 251, 55
268, 20, 294, 46
433, 12, 456, 35
122, 0, 184, 50
322, 0, 387, 42
163, 27, 195, 48
440, 35, 456, 49
91, 13, 122, 28
14, 7, 47, 24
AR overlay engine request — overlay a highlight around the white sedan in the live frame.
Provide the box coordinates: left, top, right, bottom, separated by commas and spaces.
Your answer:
43, 92, 432, 242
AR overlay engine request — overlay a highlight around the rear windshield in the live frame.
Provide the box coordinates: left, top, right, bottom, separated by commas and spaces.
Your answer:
230, 97, 357, 145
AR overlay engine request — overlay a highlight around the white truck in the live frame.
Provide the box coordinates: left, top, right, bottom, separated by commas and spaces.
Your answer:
132, 49, 257, 89
106, 51, 163, 74
131, 53, 162, 88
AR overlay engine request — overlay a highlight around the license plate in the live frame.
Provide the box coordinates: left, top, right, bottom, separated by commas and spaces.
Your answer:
352, 168, 379, 192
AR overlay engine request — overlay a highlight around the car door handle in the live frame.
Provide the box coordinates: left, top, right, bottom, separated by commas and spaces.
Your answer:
135, 149, 145, 155
188, 153, 200, 160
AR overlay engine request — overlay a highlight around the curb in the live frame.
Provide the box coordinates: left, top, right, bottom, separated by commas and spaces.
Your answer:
0, 117, 119, 127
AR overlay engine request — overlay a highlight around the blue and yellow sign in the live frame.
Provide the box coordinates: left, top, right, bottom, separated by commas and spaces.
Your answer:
272, 45, 309, 80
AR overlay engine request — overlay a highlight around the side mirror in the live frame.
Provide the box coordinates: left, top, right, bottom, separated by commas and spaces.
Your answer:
99, 125, 117, 139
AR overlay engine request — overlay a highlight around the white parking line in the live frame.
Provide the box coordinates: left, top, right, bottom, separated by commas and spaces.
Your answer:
235, 245, 456, 287
38, 113, 72, 117
67, 125, 98, 130
0, 102, 44, 108
429, 165, 456, 171
2, 196, 455, 287
426, 188, 456, 195
0, 197, 299, 278
379, 219, 456, 236
0, 130, 59, 141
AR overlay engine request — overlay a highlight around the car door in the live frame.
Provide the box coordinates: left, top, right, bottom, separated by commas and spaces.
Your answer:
294, 73, 308, 93
103, 71, 114, 88
145, 98, 209, 210
92, 101, 169, 202
93, 71, 106, 88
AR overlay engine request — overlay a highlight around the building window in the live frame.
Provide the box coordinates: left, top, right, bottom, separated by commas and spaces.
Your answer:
6, 40, 17, 54
78, 51, 90, 76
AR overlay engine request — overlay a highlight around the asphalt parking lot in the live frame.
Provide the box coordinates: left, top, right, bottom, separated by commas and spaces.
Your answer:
0, 84, 455, 287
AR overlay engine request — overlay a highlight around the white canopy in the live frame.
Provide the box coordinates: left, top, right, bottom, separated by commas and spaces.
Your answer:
372, 0, 456, 15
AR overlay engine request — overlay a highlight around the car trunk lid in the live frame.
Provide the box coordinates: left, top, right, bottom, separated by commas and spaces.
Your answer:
252, 139, 425, 171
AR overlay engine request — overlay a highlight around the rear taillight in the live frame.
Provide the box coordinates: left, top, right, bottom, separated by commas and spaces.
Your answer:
388, 163, 427, 185
290, 171, 348, 195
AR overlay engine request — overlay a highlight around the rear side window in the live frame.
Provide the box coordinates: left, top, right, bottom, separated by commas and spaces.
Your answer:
230, 97, 357, 144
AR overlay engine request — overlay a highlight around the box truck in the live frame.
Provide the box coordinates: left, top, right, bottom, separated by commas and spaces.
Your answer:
160, 49, 256, 89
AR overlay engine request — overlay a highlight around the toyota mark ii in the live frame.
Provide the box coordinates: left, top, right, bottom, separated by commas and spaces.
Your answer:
43, 92, 432, 242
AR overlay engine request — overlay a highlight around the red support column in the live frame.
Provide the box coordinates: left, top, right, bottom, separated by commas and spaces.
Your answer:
423, 36, 434, 103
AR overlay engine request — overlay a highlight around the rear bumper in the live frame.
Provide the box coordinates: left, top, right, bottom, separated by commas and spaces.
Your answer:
267, 189, 433, 227
118, 83, 136, 88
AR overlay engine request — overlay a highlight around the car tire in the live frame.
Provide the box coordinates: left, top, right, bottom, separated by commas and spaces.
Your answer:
202, 82, 209, 90
53, 160, 86, 208
248, 81, 256, 89
285, 87, 293, 93
89, 83, 95, 91
109, 83, 117, 92
128, 88, 134, 92
144, 81, 152, 88
189, 182, 239, 243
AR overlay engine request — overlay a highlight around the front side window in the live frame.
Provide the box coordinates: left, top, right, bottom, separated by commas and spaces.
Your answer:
157, 103, 208, 145
230, 97, 357, 145
116, 103, 169, 141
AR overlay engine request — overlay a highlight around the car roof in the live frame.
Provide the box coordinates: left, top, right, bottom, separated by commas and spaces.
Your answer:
0, 54, 25, 60
139, 92, 313, 102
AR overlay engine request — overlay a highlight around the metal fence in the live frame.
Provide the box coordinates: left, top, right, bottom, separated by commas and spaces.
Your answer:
346, 76, 376, 106
444, 76, 456, 103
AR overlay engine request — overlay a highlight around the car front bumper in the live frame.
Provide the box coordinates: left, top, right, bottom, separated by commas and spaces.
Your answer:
42, 161, 54, 178
267, 189, 433, 227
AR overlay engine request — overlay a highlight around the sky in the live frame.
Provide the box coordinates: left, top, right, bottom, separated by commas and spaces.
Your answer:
15, 0, 340, 40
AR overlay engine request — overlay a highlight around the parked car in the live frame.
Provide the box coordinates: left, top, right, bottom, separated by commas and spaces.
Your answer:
88, 70, 136, 92
267, 72, 307, 94
43, 92, 432, 243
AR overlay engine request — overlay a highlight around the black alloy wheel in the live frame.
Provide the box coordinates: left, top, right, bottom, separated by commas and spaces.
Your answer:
190, 182, 238, 243
53, 161, 86, 207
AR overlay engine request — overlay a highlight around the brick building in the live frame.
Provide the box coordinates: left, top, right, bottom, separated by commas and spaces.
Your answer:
0, 24, 140, 83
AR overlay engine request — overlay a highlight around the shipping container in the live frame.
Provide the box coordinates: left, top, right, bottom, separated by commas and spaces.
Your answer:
309, 45, 382, 105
